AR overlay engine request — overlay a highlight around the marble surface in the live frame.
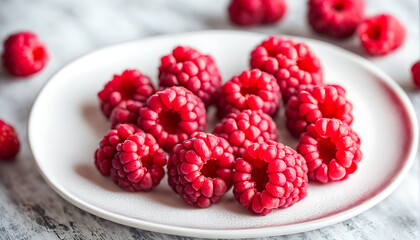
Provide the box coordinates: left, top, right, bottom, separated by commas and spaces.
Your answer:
0, 0, 419, 239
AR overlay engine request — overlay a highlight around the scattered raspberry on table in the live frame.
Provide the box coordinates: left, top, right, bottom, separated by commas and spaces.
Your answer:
286, 84, 353, 138
297, 118, 362, 183
94, 124, 143, 176
411, 61, 420, 89
167, 132, 235, 208
159, 46, 221, 107
0, 120, 20, 160
217, 69, 280, 118
228, 0, 287, 26
137, 86, 206, 152
250, 36, 324, 104
2, 32, 49, 77
213, 109, 277, 158
232, 141, 308, 215
357, 14, 406, 56
111, 131, 167, 191
308, 0, 365, 38
98, 69, 155, 118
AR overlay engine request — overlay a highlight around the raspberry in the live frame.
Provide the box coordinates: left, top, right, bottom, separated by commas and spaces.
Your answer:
0, 120, 20, 160
232, 141, 308, 215
167, 132, 235, 208
2, 32, 49, 77
308, 0, 365, 38
357, 14, 406, 56
213, 110, 277, 158
138, 86, 206, 152
285, 85, 353, 138
111, 131, 167, 191
251, 36, 323, 104
98, 69, 155, 118
297, 118, 362, 183
411, 60, 420, 89
228, 0, 287, 26
159, 46, 221, 107
109, 100, 143, 128
94, 124, 142, 176
217, 69, 280, 118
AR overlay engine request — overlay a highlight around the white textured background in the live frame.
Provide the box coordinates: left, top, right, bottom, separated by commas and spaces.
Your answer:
0, 0, 419, 239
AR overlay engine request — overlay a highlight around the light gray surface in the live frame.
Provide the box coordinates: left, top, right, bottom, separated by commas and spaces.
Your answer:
0, 0, 419, 239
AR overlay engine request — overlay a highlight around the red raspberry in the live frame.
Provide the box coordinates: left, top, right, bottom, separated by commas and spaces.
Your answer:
98, 69, 155, 118
307, 0, 365, 38
228, 0, 287, 26
357, 14, 406, 56
233, 141, 308, 216
297, 118, 362, 183
0, 120, 20, 160
251, 36, 323, 104
109, 100, 143, 128
213, 110, 277, 158
285, 85, 353, 138
94, 124, 142, 176
411, 60, 420, 89
2, 32, 49, 77
138, 86, 206, 152
159, 46, 221, 107
167, 132, 235, 208
111, 131, 167, 191
217, 69, 280, 118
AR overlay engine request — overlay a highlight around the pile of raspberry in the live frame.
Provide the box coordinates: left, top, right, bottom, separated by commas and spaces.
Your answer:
93, 38, 362, 216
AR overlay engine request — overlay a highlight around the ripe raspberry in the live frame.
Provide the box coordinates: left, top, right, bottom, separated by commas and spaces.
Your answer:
138, 86, 206, 152
111, 131, 167, 191
98, 69, 155, 118
167, 132, 235, 208
251, 36, 323, 104
411, 60, 420, 89
109, 100, 143, 128
159, 46, 221, 107
228, 0, 287, 26
357, 14, 406, 56
213, 110, 277, 158
233, 141, 308, 215
285, 85, 353, 138
0, 120, 20, 160
308, 0, 365, 38
217, 69, 280, 118
2, 32, 49, 77
297, 118, 362, 183
94, 124, 142, 176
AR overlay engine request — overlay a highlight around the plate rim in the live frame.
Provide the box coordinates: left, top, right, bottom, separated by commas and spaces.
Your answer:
27, 30, 419, 239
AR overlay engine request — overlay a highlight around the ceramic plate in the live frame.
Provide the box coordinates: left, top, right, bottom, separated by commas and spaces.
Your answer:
28, 30, 418, 238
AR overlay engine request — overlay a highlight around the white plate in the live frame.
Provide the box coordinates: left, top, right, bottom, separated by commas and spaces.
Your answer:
28, 30, 418, 238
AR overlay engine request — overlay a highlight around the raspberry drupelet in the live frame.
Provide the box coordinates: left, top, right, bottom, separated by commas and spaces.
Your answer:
357, 14, 406, 56
213, 109, 277, 158
98, 69, 155, 118
167, 132, 235, 208
285, 85, 353, 138
250, 36, 323, 104
217, 69, 280, 118
297, 118, 362, 183
138, 86, 206, 152
111, 131, 167, 192
411, 61, 420, 89
0, 120, 20, 160
159, 46, 221, 107
232, 141, 308, 216
94, 124, 142, 176
2, 32, 49, 77
109, 100, 143, 128
228, 0, 287, 26
308, 0, 365, 38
